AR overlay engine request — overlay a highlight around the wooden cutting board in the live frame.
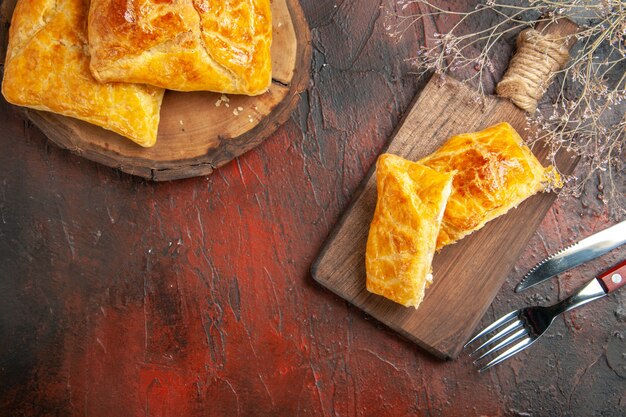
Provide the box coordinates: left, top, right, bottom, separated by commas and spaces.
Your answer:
0, 0, 311, 181
311, 74, 579, 360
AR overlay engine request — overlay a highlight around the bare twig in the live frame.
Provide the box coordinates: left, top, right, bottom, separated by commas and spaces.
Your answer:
386, 0, 625, 217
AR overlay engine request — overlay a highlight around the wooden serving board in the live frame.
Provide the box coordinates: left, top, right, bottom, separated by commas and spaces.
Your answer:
0, 0, 311, 181
311, 75, 579, 360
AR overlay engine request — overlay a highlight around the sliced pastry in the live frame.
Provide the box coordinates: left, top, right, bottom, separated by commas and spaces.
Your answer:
88, 0, 273, 95
2, 0, 164, 147
419, 122, 561, 250
366, 154, 454, 308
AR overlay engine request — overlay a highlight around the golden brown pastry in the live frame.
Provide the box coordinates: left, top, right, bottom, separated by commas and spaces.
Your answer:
366, 154, 454, 308
88, 0, 272, 95
1, 0, 164, 147
419, 122, 561, 250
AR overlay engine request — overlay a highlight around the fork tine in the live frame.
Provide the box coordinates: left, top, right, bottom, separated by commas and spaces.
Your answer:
474, 328, 528, 362
470, 320, 523, 356
464, 310, 519, 348
478, 338, 534, 372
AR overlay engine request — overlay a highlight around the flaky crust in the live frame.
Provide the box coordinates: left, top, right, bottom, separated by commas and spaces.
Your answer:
366, 154, 454, 308
88, 0, 272, 95
419, 122, 561, 250
1, 0, 164, 147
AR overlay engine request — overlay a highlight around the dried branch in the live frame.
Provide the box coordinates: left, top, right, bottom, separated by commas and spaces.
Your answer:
386, 0, 625, 217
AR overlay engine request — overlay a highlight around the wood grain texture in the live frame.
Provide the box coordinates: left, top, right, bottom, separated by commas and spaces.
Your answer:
312, 74, 579, 359
1, 1, 625, 416
11, 0, 312, 181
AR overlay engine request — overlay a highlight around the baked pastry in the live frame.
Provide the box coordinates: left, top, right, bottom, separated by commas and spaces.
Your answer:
419, 122, 561, 249
2, 0, 164, 147
88, 0, 272, 95
366, 154, 454, 308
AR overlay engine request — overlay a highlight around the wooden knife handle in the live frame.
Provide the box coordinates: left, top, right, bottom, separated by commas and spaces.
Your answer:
597, 259, 626, 294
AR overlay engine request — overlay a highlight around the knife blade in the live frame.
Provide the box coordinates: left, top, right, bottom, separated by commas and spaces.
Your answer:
515, 220, 626, 293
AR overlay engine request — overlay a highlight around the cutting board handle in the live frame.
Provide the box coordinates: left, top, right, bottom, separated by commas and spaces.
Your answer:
496, 18, 579, 114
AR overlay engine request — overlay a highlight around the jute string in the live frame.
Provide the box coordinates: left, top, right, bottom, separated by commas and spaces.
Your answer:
496, 28, 571, 114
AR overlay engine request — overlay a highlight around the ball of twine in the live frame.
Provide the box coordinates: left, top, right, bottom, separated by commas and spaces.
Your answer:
496, 29, 571, 114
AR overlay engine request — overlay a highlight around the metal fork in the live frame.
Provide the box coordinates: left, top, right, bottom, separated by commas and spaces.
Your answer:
465, 259, 626, 372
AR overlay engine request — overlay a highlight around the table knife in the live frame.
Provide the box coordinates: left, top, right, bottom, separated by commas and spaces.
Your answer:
515, 220, 626, 292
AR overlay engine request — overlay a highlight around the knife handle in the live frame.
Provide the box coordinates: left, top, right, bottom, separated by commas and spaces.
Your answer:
597, 259, 626, 293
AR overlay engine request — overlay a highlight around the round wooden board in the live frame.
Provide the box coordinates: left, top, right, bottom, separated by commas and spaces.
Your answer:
21, 0, 311, 181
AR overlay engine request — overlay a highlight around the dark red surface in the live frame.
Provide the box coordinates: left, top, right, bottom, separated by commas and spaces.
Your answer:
1, 1, 625, 416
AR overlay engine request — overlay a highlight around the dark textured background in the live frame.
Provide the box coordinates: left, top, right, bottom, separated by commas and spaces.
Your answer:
1, 0, 624, 416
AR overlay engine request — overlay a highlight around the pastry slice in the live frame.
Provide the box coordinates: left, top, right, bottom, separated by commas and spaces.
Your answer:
88, 0, 272, 95
366, 154, 454, 308
419, 122, 561, 250
1, 0, 164, 147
